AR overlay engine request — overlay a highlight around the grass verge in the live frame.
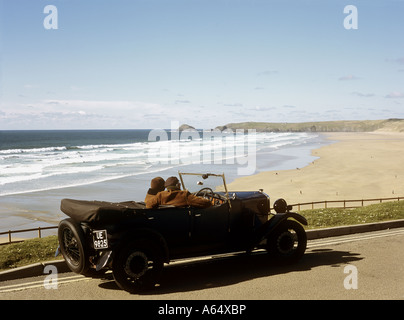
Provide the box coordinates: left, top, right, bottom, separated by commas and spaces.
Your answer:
0, 236, 59, 271
1, 200, 404, 271
301, 200, 404, 229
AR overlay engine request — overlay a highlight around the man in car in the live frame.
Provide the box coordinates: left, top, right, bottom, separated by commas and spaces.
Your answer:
144, 176, 165, 207
146, 176, 212, 209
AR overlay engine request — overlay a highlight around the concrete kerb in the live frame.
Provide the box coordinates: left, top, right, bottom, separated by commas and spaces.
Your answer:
305, 218, 404, 240
1, 219, 404, 282
0, 260, 70, 282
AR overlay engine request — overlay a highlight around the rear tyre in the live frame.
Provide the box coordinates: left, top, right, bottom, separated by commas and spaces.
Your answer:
112, 239, 164, 293
267, 220, 307, 263
58, 218, 90, 274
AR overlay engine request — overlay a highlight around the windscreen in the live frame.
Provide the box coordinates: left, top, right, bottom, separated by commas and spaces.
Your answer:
178, 172, 228, 195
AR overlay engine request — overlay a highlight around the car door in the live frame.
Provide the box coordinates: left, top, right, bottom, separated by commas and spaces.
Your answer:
146, 206, 191, 249
190, 202, 230, 250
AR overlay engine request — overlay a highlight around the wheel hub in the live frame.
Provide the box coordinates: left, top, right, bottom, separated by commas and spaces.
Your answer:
124, 251, 149, 279
277, 231, 296, 254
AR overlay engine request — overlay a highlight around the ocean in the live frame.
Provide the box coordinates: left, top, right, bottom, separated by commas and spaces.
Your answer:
0, 129, 329, 232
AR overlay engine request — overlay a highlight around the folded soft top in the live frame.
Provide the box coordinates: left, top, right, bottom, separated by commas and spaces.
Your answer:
60, 198, 146, 224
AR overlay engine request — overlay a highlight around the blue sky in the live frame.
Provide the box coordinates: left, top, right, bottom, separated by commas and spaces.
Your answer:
0, 0, 403, 129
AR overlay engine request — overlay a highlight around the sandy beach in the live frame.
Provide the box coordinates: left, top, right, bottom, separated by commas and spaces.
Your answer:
227, 131, 404, 207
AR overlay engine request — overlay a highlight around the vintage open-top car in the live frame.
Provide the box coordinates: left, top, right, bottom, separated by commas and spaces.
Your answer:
57, 172, 308, 293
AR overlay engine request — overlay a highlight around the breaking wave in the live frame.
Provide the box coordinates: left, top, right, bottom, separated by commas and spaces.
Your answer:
0, 130, 318, 196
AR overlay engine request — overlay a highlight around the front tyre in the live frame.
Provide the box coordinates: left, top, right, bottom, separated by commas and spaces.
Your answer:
267, 220, 307, 263
112, 239, 164, 293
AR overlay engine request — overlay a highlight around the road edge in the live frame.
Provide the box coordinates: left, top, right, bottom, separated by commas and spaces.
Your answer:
305, 218, 404, 240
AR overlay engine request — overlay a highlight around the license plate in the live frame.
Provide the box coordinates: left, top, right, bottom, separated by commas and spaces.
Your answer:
93, 230, 108, 249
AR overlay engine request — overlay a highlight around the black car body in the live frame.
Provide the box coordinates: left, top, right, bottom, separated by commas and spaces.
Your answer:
57, 172, 308, 293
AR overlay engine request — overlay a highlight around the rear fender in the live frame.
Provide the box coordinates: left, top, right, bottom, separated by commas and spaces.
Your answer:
114, 228, 170, 263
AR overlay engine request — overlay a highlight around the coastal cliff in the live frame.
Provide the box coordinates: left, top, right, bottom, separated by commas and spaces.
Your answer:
178, 124, 196, 131
215, 119, 404, 133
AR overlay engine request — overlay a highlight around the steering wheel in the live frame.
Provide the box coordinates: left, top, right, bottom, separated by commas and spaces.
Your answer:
195, 187, 214, 202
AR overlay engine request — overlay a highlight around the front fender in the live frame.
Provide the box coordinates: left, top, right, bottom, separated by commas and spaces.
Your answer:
252, 212, 308, 246
270, 212, 308, 227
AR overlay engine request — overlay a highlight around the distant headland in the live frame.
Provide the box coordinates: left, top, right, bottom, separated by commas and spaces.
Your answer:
178, 124, 196, 131
213, 119, 404, 133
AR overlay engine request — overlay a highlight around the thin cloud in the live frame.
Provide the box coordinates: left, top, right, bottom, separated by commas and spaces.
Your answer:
385, 57, 404, 65
385, 92, 404, 99
143, 113, 168, 120
223, 103, 243, 107
251, 106, 276, 112
257, 70, 278, 76
351, 91, 375, 97
0, 99, 167, 129
23, 84, 39, 89
338, 75, 360, 81
174, 100, 191, 104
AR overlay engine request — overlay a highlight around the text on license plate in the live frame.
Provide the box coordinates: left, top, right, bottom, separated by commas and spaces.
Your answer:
93, 230, 108, 249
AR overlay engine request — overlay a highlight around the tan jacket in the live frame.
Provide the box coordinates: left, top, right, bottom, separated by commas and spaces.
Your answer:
146, 188, 212, 209
145, 188, 159, 208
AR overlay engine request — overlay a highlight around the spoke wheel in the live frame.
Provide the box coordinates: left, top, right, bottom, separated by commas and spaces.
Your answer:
62, 228, 80, 266
58, 218, 90, 274
267, 220, 307, 263
113, 239, 163, 293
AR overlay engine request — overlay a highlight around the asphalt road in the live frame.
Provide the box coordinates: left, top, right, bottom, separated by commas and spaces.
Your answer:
1, 228, 403, 300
